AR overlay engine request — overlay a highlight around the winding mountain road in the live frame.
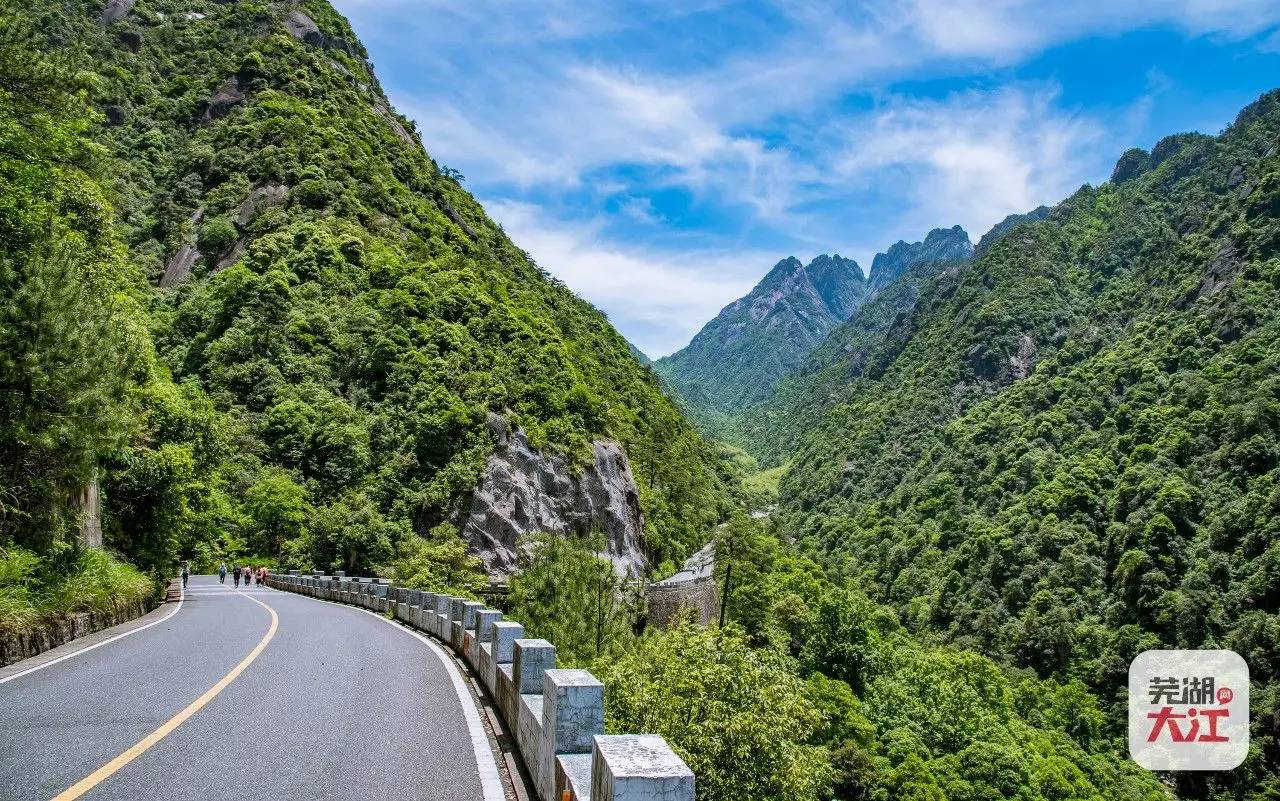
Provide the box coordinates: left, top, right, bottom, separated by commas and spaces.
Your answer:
0, 576, 500, 801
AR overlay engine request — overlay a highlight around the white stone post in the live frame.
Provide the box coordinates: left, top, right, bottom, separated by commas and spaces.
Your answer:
591, 735, 694, 801
486, 621, 524, 694
470, 609, 501, 670
540, 669, 604, 801
454, 601, 483, 651
510, 639, 555, 762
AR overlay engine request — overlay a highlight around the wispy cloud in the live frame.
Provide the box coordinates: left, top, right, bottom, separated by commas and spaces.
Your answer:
332, 0, 1280, 353
829, 86, 1111, 243
486, 200, 766, 358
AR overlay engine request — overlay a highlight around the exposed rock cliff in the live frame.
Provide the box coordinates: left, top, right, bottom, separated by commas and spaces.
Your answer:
463, 415, 646, 577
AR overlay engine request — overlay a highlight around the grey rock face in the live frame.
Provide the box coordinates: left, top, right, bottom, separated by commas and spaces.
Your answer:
867, 225, 973, 292
99, 0, 136, 26
160, 206, 204, 288
214, 182, 288, 271
201, 78, 244, 121
463, 418, 646, 577
284, 11, 324, 46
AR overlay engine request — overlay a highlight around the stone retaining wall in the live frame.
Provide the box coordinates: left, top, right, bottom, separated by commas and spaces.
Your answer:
267, 570, 694, 801
0, 596, 158, 668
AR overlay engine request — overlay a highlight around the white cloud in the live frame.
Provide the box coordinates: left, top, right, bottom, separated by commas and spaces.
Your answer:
485, 200, 767, 358
830, 86, 1109, 241
329, 0, 1280, 349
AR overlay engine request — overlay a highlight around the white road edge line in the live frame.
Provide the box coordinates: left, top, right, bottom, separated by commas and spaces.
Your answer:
266, 586, 504, 801
0, 580, 185, 686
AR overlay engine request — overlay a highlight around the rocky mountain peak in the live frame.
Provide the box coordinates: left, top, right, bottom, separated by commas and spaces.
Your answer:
868, 225, 973, 290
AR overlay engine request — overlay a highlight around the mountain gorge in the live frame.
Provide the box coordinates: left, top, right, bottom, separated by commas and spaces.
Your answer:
6, 1, 1280, 798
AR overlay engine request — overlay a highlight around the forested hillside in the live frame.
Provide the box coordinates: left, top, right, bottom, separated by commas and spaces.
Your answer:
773, 91, 1280, 798
2, 0, 735, 588
731, 226, 977, 465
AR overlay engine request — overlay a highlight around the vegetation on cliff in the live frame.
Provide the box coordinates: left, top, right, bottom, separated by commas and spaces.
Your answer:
1, 0, 736, 593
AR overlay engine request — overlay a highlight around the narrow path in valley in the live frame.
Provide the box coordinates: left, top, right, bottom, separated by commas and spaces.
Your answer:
0, 575, 494, 801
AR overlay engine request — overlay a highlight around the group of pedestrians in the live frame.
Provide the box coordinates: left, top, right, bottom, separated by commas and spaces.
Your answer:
216, 562, 268, 587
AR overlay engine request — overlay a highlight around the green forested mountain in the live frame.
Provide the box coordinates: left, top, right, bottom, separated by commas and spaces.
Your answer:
770, 91, 1280, 798
731, 226, 978, 465
659, 228, 972, 438
6, 2, 1278, 799
3, 0, 734, 582
653, 253, 867, 432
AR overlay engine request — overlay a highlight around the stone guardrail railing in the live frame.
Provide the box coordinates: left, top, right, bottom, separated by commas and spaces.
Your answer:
266, 570, 694, 801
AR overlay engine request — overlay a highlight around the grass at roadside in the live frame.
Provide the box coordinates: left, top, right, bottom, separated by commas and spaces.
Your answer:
0, 546, 158, 636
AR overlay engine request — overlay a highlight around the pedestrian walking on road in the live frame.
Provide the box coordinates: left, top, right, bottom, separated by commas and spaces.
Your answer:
180, 563, 189, 589
246, 567, 255, 586
258, 566, 267, 585
218, 562, 227, 584
233, 565, 241, 587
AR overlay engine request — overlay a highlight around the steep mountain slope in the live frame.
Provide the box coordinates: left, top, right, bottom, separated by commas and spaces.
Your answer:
780, 92, 1280, 797
32, 0, 734, 575
729, 226, 974, 463
653, 254, 866, 431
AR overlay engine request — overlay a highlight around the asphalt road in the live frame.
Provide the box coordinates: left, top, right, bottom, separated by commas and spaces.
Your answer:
0, 575, 492, 801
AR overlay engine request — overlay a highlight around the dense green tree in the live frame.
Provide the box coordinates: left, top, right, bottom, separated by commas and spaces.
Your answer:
508, 532, 640, 664
598, 621, 833, 801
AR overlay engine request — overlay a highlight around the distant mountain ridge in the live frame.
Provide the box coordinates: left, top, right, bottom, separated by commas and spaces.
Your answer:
655, 227, 972, 432
653, 253, 866, 429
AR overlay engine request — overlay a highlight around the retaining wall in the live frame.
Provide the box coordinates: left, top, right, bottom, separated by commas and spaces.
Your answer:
0, 596, 158, 668
267, 570, 694, 801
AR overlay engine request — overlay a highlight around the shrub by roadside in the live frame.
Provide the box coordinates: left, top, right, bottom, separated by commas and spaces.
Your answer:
0, 545, 158, 639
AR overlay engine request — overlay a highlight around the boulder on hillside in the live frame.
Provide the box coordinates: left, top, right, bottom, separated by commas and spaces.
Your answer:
117, 28, 142, 52
99, 0, 136, 26
284, 10, 325, 46
200, 78, 243, 121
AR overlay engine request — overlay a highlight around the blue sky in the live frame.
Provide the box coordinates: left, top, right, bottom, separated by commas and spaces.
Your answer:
332, 0, 1280, 357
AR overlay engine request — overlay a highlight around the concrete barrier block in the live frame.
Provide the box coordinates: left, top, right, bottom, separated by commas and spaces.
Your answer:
591, 735, 694, 801
491, 622, 525, 663
469, 609, 501, 668
454, 601, 483, 651
556, 754, 593, 801
517, 692, 544, 775
433, 595, 452, 639
489, 621, 524, 693
513, 639, 555, 696
540, 670, 604, 801
496, 663, 517, 725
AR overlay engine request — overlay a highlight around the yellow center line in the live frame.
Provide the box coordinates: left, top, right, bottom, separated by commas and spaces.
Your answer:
51, 590, 279, 801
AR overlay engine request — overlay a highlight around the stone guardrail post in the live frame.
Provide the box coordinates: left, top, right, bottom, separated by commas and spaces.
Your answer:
417, 591, 433, 631
453, 600, 482, 651
469, 609, 501, 671
510, 638, 555, 764
487, 621, 524, 696
266, 577, 693, 800
591, 735, 694, 801
541, 669, 604, 801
